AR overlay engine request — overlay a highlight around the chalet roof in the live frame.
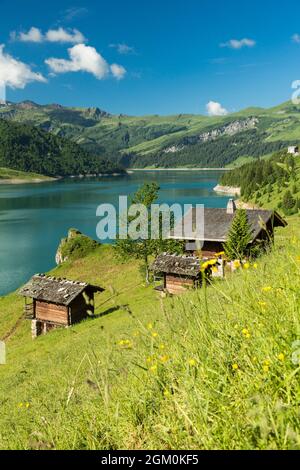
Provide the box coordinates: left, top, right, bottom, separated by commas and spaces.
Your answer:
19, 274, 104, 306
151, 254, 201, 277
169, 208, 287, 243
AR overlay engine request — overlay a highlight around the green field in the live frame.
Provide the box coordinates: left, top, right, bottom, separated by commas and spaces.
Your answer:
0, 219, 299, 449
0, 167, 55, 182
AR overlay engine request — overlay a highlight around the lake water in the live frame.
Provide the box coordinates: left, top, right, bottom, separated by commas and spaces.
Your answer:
0, 170, 229, 296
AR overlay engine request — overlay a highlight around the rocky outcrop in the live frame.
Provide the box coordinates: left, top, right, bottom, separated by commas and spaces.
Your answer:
163, 118, 259, 154
55, 229, 82, 265
164, 145, 185, 153
55, 229, 100, 265
84, 107, 111, 120
214, 185, 241, 196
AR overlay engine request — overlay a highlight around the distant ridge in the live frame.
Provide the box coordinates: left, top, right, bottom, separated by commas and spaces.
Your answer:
0, 100, 299, 169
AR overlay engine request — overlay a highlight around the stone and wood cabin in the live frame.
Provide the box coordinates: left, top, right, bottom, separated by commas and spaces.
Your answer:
151, 200, 287, 295
169, 199, 287, 258
151, 254, 202, 295
19, 274, 104, 338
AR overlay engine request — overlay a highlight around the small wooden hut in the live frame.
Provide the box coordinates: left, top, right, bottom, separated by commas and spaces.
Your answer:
19, 274, 104, 338
151, 254, 201, 295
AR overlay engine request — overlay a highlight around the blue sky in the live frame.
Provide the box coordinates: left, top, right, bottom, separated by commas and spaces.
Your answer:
1, 0, 300, 115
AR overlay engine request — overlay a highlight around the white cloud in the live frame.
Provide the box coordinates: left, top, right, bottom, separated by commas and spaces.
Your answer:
46, 28, 86, 44
18, 27, 43, 43
45, 44, 110, 79
220, 38, 256, 49
110, 63, 126, 80
110, 43, 135, 55
0, 44, 46, 89
292, 34, 300, 44
11, 27, 86, 44
206, 101, 228, 116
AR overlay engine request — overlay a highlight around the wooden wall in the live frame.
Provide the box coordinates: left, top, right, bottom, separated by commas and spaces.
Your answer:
35, 300, 69, 326
165, 274, 195, 295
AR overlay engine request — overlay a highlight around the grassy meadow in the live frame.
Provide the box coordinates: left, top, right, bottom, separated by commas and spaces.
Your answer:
0, 167, 55, 183
0, 219, 300, 450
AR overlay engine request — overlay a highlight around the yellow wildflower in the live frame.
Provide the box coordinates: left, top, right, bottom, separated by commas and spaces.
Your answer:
152, 332, 158, 338
147, 323, 153, 330
188, 359, 197, 367
242, 328, 251, 339
278, 353, 285, 362
201, 261, 210, 271
243, 262, 250, 270
207, 259, 217, 266
146, 356, 154, 364
18, 403, 23, 408
261, 286, 272, 293
159, 344, 166, 350
258, 301, 267, 309
233, 260, 241, 269
159, 355, 169, 363
264, 359, 270, 367
263, 365, 270, 373
118, 339, 132, 348
149, 364, 157, 373
163, 390, 171, 397
25, 403, 30, 409
232, 363, 239, 371
253, 263, 258, 269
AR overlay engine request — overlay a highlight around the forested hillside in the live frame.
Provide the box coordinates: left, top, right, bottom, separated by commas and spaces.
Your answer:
0, 119, 122, 177
220, 150, 300, 214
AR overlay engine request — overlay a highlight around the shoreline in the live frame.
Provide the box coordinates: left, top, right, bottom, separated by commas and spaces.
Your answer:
0, 177, 57, 185
130, 167, 231, 172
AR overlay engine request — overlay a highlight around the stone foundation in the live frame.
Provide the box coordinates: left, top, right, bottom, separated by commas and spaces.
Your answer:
31, 320, 64, 339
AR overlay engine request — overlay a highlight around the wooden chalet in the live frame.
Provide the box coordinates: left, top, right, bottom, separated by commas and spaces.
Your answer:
169, 199, 287, 257
151, 254, 202, 295
19, 274, 104, 338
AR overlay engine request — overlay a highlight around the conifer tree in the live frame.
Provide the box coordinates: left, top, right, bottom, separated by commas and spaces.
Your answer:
224, 209, 252, 261
282, 190, 296, 213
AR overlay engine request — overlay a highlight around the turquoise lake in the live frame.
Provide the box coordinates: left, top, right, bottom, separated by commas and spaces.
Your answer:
0, 170, 230, 296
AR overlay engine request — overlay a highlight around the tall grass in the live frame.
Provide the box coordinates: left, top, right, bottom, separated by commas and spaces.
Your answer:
0, 222, 299, 449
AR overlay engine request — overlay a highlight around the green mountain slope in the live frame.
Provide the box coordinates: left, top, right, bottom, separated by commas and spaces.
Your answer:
1, 100, 299, 168
0, 118, 123, 177
0, 222, 299, 449
220, 149, 300, 213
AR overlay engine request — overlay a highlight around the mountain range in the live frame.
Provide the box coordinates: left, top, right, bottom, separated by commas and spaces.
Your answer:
1, 100, 300, 170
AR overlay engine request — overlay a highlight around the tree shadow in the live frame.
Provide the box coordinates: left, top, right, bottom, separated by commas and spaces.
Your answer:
91, 304, 130, 319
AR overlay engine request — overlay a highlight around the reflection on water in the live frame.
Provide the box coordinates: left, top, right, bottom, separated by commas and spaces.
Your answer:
0, 171, 229, 295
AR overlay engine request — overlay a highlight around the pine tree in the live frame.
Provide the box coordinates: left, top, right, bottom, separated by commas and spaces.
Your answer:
282, 190, 296, 213
224, 209, 252, 261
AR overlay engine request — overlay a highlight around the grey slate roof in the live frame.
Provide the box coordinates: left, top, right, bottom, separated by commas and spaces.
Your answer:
169, 208, 286, 242
151, 254, 201, 277
19, 274, 104, 306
